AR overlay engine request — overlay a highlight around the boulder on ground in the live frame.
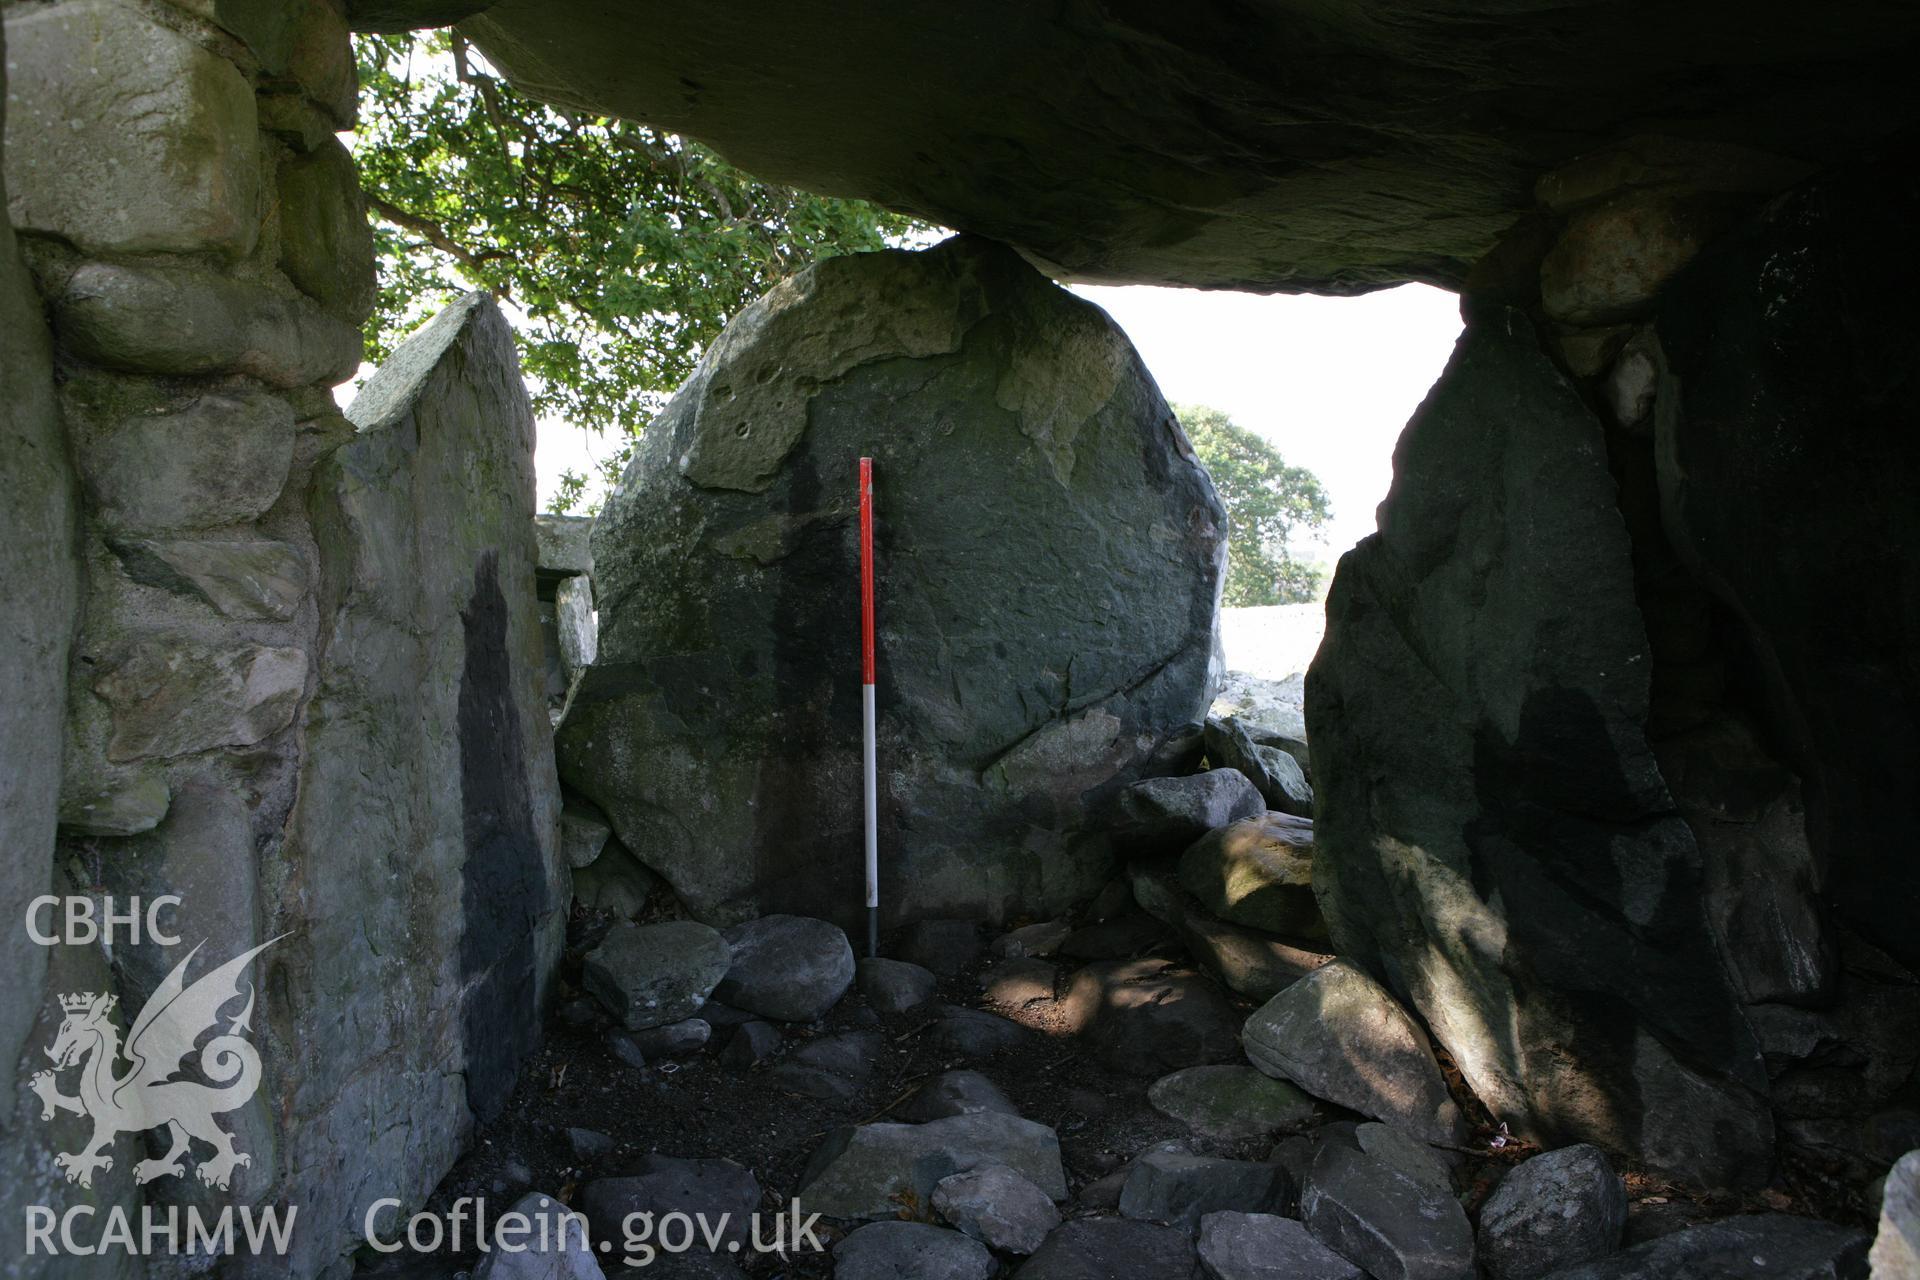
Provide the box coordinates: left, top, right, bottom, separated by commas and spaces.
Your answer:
1872, 1149, 1919, 1279
898, 918, 983, 976
718, 1020, 780, 1067
580, 1157, 761, 1259
898, 1070, 1021, 1123
713, 914, 855, 1022
556, 237, 1225, 927
1204, 718, 1313, 817
859, 956, 938, 1013
1242, 961, 1463, 1145
473, 1191, 603, 1280
767, 1029, 880, 1100
1118, 1149, 1289, 1228
582, 921, 731, 1030
834, 1221, 995, 1280
1062, 958, 1242, 1075
1131, 861, 1332, 1001
1300, 1138, 1475, 1280
1545, 1213, 1869, 1279
1198, 1212, 1365, 1280
1058, 912, 1175, 960
1016, 1218, 1197, 1280
934, 1164, 1062, 1255
1148, 1065, 1317, 1142
631, 1017, 711, 1058
796, 1112, 1067, 1219
571, 841, 656, 918
1179, 812, 1323, 939
1113, 770, 1265, 853
1477, 1144, 1626, 1279
933, 1004, 1034, 1058
994, 920, 1072, 958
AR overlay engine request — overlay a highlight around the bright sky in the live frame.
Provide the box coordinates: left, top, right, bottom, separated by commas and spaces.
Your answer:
525, 283, 1463, 558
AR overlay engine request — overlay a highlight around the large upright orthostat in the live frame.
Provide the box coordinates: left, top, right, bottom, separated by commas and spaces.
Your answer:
562, 236, 1226, 926
1306, 312, 1773, 1189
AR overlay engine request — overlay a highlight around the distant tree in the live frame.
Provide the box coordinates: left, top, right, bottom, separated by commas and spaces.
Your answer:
352, 31, 924, 510
1178, 404, 1331, 606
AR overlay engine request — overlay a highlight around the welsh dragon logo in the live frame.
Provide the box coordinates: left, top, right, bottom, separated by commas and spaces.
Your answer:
29, 937, 280, 1191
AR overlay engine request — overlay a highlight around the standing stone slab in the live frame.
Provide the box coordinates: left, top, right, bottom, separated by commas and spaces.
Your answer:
1656, 160, 1920, 976
0, 26, 80, 1259
558, 236, 1225, 926
1305, 311, 1769, 1186
2, 0, 259, 258
274, 293, 563, 1277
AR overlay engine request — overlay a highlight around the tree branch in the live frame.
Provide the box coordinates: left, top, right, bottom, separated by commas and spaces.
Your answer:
364, 193, 513, 297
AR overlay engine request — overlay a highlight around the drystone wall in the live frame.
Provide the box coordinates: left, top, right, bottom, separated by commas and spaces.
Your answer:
0, 5, 561, 1277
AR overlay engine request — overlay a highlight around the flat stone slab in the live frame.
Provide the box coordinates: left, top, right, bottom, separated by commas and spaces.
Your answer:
796, 1112, 1067, 1220
1149, 1065, 1318, 1141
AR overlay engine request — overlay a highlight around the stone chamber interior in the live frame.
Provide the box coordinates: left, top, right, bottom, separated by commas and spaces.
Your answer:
1, 2, 1917, 1279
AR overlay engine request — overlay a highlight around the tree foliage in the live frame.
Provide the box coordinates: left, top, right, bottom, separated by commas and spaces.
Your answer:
352, 31, 922, 508
1178, 404, 1332, 606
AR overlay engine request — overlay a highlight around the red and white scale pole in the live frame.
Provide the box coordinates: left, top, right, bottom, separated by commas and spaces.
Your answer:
859, 457, 880, 958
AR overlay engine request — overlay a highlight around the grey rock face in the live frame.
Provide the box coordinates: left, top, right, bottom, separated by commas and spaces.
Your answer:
91, 638, 306, 762
278, 292, 564, 1269
1015, 1218, 1197, 1279
560, 793, 614, 869
472, 1192, 604, 1280
1178, 812, 1322, 939
1, 90, 80, 1142
898, 1070, 1021, 1123
108, 537, 308, 621
557, 237, 1224, 926
1114, 769, 1266, 853
1130, 861, 1332, 1002
631, 1018, 711, 1059
714, 914, 855, 1022
934, 1164, 1062, 1254
584, 921, 732, 1030
858, 957, 938, 1013
1062, 958, 1243, 1075
834, 1221, 996, 1280
898, 918, 984, 976
1872, 1150, 1919, 1279
1545, 1214, 1869, 1280
580, 1157, 761, 1258
1478, 1144, 1626, 1279
3, 0, 258, 258
571, 841, 656, 918
1300, 1139, 1475, 1280
933, 1004, 1034, 1058
1204, 718, 1313, 817
1656, 160, 1920, 978
995, 920, 1073, 959
555, 572, 596, 679
768, 1029, 879, 1100
276, 137, 377, 321
1198, 1212, 1364, 1280
52, 260, 363, 388
77, 389, 294, 534
534, 513, 594, 578
464, 6, 1908, 294
1119, 1149, 1288, 1229
796, 1112, 1068, 1219
1306, 311, 1769, 1185
1148, 1065, 1317, 1142
1242, 962, 1462, 1145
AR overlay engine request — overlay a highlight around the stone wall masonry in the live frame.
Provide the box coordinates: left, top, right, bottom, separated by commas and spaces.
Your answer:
1, 3, 561, 1277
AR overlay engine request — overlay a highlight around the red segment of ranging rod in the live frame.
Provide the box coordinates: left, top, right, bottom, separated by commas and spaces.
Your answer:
861, 458, 876, 685
859, 458, 879, 957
